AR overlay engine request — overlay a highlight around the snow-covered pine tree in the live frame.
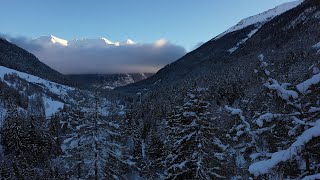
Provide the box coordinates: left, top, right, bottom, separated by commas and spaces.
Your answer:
62, 103, 86, 179
249, 74, 320, 179
0, 103, 26, 156
144, 122, 167, 179
224, 105, 253, 177
63, 91, 135, 179
62, 94, 107, 179
0, 101, 62, 179
123, 110, 145, 178
164, 88, 226, 179
103, 118, 136, 179
241, 56, 320, 179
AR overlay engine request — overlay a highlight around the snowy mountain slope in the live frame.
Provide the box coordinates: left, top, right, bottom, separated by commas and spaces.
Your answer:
213, 0, 304, 40
118, 0, 312, 93
0, 65, 75, 118
0, 66, 74, 97
42, 96, 65, 117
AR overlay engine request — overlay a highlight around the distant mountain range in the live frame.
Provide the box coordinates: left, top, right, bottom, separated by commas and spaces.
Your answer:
0, 37, 152, 89
32, 35, 136, 48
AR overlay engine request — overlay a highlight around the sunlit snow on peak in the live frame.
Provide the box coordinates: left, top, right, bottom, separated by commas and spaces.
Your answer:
126, 39, 136, 45
50, 35, 68, 46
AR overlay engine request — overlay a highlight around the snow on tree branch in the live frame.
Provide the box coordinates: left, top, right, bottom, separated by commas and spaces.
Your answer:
296, 73, 320, 95
225, 105, 251, 132
249, 120, 320, 176
264, 78, 298, 101
255, 112, 301, 127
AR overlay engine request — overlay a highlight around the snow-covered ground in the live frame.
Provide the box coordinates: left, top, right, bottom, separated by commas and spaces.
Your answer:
43, 96, 64, 118
0, 66, 76, 118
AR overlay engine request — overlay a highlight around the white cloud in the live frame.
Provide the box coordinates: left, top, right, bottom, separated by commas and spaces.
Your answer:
1, 34, 186, 74
154, 39, 168, 48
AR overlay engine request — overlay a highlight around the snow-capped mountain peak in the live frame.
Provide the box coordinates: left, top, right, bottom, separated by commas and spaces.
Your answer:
100, 37, 115, 45
126, 39, 136, 45
117, 39, 136, 46
50, 35, 68, 46
34, 35, 68, 47
32, 35, 135, 48
213, 0, 304, 40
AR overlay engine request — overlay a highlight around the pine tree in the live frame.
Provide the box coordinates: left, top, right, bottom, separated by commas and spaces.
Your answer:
0, 102, 62, 179
28, 93, 45, 119
164, 88, 226, 179
63, 92, 135, 179
1, 103, 28, 156
62, 105, 86, 179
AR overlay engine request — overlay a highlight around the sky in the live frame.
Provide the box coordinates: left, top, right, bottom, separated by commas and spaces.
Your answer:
0, 0, 297, 74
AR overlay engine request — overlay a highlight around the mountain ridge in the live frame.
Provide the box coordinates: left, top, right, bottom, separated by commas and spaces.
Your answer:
0, 38, 71, 85
116, 0, 310, 93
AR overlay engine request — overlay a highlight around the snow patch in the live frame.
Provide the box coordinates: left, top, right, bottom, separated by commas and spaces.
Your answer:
302, 173, 320, 180
228, 28, 259, 54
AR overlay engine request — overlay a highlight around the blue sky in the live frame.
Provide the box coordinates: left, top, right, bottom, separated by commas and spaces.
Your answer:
1, 0, 295, 50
